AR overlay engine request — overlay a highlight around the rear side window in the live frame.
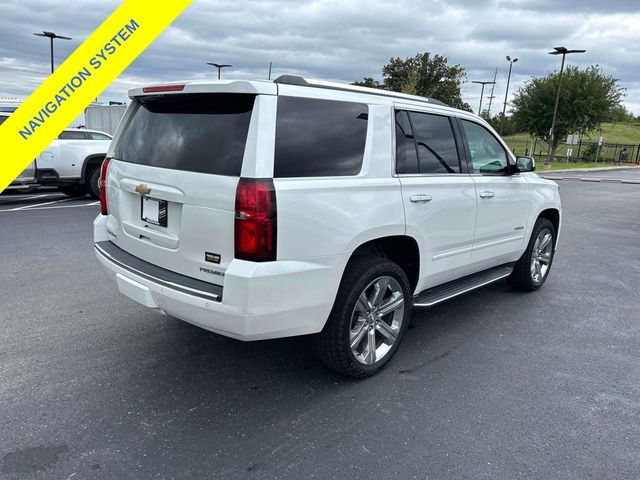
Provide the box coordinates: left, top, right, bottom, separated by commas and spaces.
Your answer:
394, 110, 461, 174
274, 97, 368, 177
58, 131, 86, 140
395, 111, 419, 174
0, 116, 7, 126
114, 94, 255, 176
409, 112, 460, 174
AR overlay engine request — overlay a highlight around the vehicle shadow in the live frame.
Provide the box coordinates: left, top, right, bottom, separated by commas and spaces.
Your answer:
80, 281, 521, 473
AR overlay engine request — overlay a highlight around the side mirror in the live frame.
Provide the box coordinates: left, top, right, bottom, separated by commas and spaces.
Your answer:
515, 156, 535, 172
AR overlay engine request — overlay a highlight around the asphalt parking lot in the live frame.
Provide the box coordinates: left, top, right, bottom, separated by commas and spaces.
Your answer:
1, 175, 639, 480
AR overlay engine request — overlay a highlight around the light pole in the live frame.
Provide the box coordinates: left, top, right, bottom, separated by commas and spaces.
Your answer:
206, 63, 232, 79
501, 55, 518, 133
546, 46, 586, 162
33, 31, 72, 74
472, 80, 496, 116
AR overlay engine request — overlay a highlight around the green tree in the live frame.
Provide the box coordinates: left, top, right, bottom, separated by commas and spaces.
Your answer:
351, 77, 382, 89
511, 65, 623, 160
352, 52, 471, 111
483, 112, 517, 136
608, 104, 635, 125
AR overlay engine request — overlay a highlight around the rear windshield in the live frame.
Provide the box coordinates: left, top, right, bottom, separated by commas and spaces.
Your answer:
114, 94, 255, 176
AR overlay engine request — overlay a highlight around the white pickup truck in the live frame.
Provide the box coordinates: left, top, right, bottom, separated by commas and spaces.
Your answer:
2, 112, 112, 198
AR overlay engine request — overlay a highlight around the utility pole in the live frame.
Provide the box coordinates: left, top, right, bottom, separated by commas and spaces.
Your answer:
471, 80, 496, 116
486, 68, 498, 114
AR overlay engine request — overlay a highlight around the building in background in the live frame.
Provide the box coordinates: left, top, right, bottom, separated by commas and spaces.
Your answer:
0, 98, 125, 133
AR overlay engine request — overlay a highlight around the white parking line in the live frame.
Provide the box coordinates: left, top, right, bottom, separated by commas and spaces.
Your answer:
0, 201, 99, 212
4, 197, 80, 211
21, 201, 99, 211
0, 193, 63, 203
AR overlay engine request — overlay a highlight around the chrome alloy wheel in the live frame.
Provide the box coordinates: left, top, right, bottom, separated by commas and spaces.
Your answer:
530, 228, 553, 284
349, 276, 405, 365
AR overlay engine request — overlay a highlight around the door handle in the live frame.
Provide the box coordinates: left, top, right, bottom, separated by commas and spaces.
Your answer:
479, 191, 495, 199
410, 194, 432, 203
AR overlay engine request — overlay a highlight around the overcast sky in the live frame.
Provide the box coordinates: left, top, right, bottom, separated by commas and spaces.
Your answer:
1, 0, 639, 115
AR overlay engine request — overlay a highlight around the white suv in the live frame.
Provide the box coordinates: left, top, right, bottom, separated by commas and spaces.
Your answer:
2, 110, 112, 198
94, 76, 561, 377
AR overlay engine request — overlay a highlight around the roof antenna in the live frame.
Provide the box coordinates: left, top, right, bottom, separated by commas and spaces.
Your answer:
268, 61, 272, 80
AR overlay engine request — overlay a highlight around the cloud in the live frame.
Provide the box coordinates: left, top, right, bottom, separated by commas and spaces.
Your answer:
0, 0, 639, 115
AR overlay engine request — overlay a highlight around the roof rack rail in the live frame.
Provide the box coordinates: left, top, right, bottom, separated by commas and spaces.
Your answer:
273, 75, 449, 107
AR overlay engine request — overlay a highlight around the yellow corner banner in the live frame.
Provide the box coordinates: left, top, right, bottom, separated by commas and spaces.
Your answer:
0, 0, 192, 192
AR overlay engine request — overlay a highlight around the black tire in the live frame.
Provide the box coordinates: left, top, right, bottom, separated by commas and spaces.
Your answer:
58, 185, 87, 198
87, 167, 101, 199
314, 255, 411, 378
509, 217, 556, 291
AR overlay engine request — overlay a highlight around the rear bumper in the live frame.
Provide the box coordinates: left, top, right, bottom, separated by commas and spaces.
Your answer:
93, 215, 343, 341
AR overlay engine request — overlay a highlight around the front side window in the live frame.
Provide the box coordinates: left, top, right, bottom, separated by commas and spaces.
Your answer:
462, 120, 508, 174
274, 96, 368, 177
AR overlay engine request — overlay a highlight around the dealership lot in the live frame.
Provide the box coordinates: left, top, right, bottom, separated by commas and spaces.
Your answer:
1, 176, 639, 479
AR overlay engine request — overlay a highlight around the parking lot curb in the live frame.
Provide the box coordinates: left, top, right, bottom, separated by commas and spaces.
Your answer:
541, 176, 640, 184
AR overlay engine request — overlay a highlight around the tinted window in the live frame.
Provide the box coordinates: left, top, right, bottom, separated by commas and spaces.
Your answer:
395, 110, 419, 174
274, 97, 368, 177
114, 94, 255, 176
409, 112, 460, 173
0, 116, 7, 126
58, 131, 86, 140
462, 120, 508, 174
90, 132, 112, 140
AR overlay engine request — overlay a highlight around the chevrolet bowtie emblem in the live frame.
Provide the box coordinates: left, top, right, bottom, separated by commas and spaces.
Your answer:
135, 184, 151, 196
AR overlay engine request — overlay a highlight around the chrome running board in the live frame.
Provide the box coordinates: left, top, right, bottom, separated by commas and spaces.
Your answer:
413, 263, 514, 307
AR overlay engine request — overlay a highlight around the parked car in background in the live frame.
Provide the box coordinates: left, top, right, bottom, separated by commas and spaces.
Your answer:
94, 76, 561, 378
41, 128, 112, 198
2, 110, 112, 198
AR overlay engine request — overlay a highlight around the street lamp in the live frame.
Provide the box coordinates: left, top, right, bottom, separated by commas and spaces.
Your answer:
33, 31, 72, 74
501, 55, 518, 133
546, 46, 586, 162
206, 63, 232, 79
472, 80, 496, 116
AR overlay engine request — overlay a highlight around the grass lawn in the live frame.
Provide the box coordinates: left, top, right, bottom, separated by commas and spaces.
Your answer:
503, 122, 640, 158
538, 161, 626, 171
581, 123, 640, 144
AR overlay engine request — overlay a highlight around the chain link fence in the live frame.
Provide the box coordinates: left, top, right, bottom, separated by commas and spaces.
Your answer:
507, 138, 640, 164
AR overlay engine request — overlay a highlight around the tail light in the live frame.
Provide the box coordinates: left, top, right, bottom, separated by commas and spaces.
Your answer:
99, 157, 111, 215
234, 178, 277, 261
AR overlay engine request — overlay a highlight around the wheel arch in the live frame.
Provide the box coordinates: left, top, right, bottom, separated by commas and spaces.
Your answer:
350, 235, 420, 293
537, 208, 560, 248
80, 154, 107, 183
